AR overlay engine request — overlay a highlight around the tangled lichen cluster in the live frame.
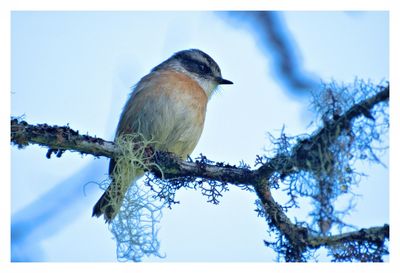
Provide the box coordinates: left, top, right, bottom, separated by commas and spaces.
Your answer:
256, 81, 389, 261
100, 134, 166, 262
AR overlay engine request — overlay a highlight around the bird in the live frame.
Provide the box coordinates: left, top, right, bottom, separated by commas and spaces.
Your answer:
92, 49, 233, 222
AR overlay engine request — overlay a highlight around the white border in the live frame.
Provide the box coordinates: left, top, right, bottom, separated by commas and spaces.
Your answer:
1, 0, 394, 11
2, 1, 398, 273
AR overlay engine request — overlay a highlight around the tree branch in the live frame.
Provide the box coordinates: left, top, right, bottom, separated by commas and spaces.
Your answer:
11, 119, 115, 158
10, 84, 389, 261
308, 224, 389, 248
10, 85, 388, 185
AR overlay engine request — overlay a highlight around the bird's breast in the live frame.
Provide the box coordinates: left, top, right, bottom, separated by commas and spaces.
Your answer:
117, 70, 209, 158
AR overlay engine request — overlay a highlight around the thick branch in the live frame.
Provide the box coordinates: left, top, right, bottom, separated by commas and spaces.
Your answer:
10, 118, 256, 186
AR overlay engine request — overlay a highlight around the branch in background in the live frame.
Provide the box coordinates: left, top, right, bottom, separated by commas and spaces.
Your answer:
223, 11, 318, 95
253, 11, 316, 92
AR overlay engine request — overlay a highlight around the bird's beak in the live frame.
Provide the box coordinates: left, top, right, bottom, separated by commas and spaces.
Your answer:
216, 77, 233, 85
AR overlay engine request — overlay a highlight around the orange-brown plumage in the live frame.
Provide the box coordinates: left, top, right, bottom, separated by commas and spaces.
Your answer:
117, 70, 208, 157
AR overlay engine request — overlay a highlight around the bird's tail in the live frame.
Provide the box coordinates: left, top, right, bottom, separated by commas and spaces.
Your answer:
92, 159, 124, 223
92, 158, 144, 223
92, 180, 123, 223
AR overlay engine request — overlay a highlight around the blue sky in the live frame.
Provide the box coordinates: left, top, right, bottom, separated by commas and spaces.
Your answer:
10, 11, 389, 262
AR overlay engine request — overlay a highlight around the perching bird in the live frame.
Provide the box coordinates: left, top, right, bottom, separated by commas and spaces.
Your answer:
92, 49, 233, 222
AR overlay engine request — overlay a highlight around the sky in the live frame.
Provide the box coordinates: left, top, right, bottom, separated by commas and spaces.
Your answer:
9, 10, 389, 264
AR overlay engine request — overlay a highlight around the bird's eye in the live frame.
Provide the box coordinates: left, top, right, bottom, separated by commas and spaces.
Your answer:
183, 58, 212, 76
196, 63, 211, 74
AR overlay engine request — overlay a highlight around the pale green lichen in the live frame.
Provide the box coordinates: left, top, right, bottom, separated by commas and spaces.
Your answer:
100, 134, 166, 262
